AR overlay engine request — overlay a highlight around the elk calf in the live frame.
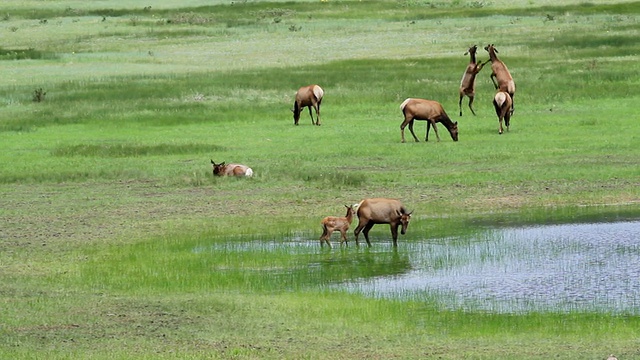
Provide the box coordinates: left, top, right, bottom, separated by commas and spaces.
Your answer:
320, 205, 355, 248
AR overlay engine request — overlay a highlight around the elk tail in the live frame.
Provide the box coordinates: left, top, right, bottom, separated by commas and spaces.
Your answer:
399, 98, 412, 112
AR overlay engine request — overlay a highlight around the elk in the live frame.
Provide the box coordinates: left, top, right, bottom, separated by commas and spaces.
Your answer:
211, 160, 253, 177
353, 198, 412, 247
399, 98, 458, 142
484, 44, 515, 114
319, 205, 355, 248
459, 45, 486, 116
292, 84, 324, 125
493, 91, 513, 134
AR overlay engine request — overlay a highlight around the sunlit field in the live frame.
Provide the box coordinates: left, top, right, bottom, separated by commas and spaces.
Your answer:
1, 1, 639, 359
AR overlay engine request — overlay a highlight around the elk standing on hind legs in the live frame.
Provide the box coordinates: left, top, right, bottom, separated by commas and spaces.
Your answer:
292, 84, 324, 125
493, 91, 513, 134
399, 98, 459, 143
484, 44, 516, 114
353, 198, 412, 247
319, 205, 355, 248
459, 45, 486, 116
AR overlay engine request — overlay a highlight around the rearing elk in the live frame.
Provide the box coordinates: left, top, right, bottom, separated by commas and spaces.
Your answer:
292, 84, 324, 125
400, 98, 459, 142
319, 205, 355, 248
485, 44, 515, 114
459, 45, 486, 116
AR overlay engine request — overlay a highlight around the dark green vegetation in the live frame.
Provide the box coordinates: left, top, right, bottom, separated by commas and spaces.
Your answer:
1, 0, 639, 359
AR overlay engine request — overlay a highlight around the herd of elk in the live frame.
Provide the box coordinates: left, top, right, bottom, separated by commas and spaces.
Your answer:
319, 205, 355, 248
212, 43, 516, 247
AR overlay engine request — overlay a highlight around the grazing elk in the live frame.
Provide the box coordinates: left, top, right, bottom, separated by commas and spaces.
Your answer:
211, 160, 253, 177
484, 44, 515, 114
400, 98, 459, 142
493, 91, 513, 134
319, 205, 355, 248
292, 84, 324, 125
353, 198, 412, 247
459, 45, 486, 116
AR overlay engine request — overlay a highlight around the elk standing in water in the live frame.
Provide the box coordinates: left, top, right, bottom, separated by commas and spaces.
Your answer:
292, 84, 324, 125
400, 98, 458, 142
319, 205, 355, 248
485, 44, 515, 114
459, 45, 486, 116
211, 160, 253, 177
353, 198, 412, 247
493, 91, 513, 134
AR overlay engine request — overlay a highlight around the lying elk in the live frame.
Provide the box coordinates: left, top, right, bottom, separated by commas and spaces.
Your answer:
353, 198, 412, 247
319, 205, 355, 248
485, 44, 515, 114
400, 98, 458, 142
493, 91, 513, 134
292, 84, 324, 125
459, 45, 486, 116
211, 160, 253, 177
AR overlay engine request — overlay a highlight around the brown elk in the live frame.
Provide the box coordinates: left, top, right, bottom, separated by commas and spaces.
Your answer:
211, 160, 253, 177
400, 98, 458, 142
292, 84, 324, 125
484, 44, 515, 114
493, 91, 513, 134
319, 205, 355, 248
459, 45, 486, 116
353, 198, 412, 247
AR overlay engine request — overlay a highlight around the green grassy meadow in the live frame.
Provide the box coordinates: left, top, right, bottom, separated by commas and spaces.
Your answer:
1, 0, 640, 359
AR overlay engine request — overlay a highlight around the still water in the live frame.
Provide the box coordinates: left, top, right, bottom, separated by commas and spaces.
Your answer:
338, 220, 640, 314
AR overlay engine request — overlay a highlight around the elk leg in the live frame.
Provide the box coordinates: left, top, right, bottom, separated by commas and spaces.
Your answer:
458, 94, 464, 116
490, 73, 499, 89
468, 95, 476, 116
390, 223, 399, 247
362, 223, 374, 247
307, 107, 315, 125
340, 229, 347, 245
427, 121, 441, 142
408, 120, 420, 142
315, 102, 321, 126
354, 222, 366, 246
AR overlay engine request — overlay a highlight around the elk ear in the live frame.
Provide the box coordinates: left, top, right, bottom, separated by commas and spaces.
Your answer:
211, 159, 215, 165
454, 121, 458, 125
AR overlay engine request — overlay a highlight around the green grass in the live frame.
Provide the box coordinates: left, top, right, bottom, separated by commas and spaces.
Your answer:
1, 0, 640, 359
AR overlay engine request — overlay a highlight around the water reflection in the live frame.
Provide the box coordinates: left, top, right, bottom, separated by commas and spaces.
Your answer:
338, 221, 640, 314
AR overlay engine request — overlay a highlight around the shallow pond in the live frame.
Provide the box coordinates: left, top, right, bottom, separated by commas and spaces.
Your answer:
337, 220, 640, 314
199, 209, 640, 314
